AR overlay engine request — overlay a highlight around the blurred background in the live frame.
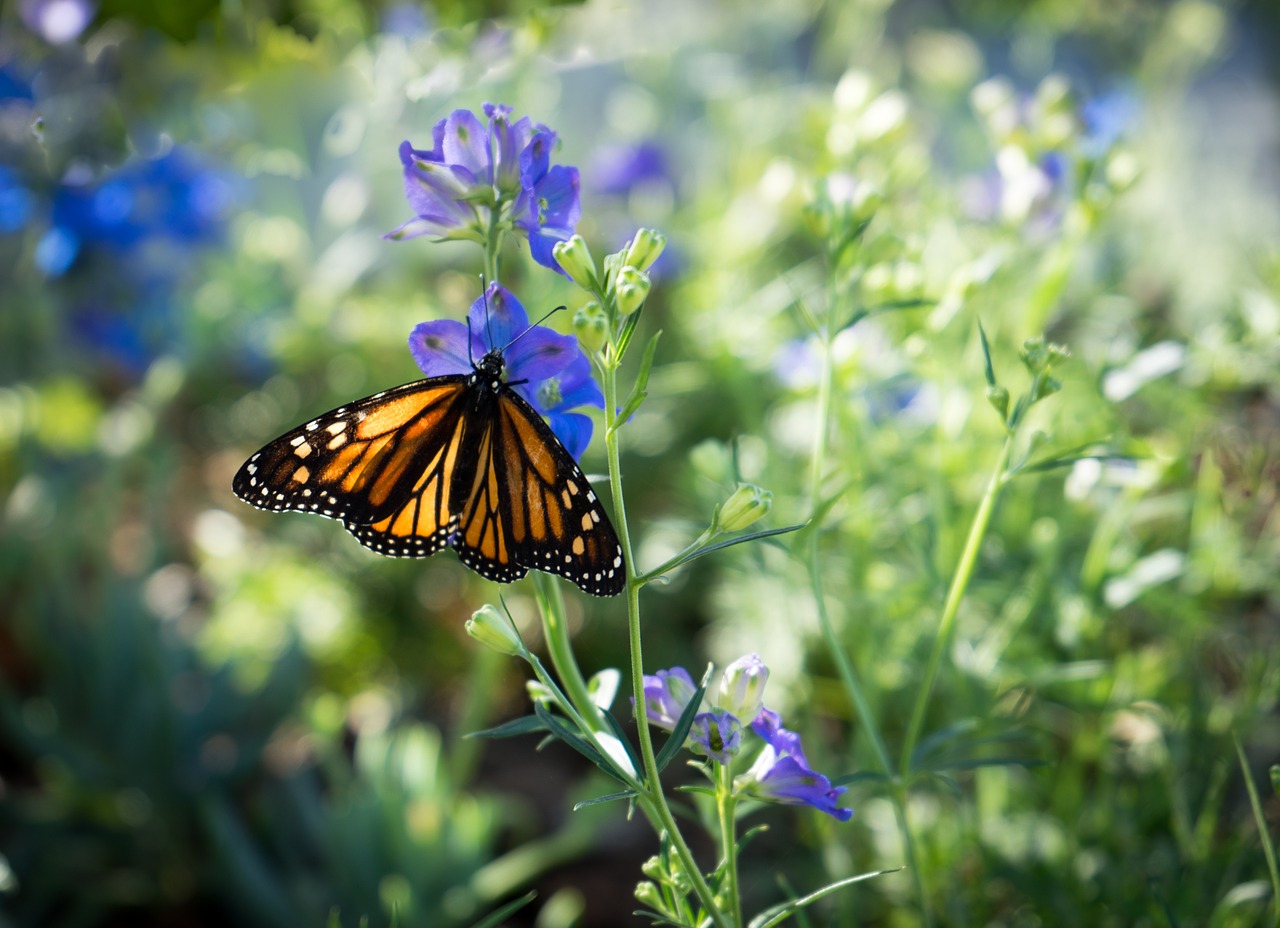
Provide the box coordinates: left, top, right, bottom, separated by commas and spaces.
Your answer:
2, 0, 1278, 925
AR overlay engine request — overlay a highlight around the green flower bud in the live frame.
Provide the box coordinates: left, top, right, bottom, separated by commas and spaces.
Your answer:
1047, 342, 1071, 366
623, 228, 667, 272
715, 653, 769, 724
716, 483, 773, 533
1034, 375, 1063, 402
614, 265, 650, 317
573, 299, 608, 353
1020, 336, 1048, 374
986, 384, 1010, 421
465, 605, 525, 657
634, 881, 669, 914
552, 235, 598, 292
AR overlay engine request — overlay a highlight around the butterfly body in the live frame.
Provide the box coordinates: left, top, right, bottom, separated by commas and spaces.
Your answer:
233, 347, 626, 596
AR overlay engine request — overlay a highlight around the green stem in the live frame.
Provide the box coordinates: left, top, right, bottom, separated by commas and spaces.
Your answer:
532, 572, 606, 735
899, 432, 1014, 775
717, 762, 743, 927
602, 356, 731, 928
806, 305, 929, 923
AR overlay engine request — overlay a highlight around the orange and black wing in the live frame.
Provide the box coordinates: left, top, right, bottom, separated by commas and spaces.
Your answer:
450, 388, 625, 596
232, 377, 470, 558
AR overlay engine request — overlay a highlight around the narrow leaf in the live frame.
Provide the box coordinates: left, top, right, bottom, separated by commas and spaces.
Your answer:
600, 707, 643, 776
574, 790, 639, 811
641, 523, 806, 583
655, 674, 710, 772
748, 869, 901, 928
613, 330, 662, 434
533, 703, 628, 783
977, 319, 997, 387
468, 892, 537, 928
466, 715, 548, 740
1234, 735, 1280, 917
615, 305, 644, 359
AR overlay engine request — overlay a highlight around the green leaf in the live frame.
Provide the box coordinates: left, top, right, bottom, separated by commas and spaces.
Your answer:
573, 789, 639, 810
600, 708, 643, 776
747, 869, 901, 928
640, 523, 806, 583
533, 703, 629, 783
469, 892, 537, 928
612, 330, 662, 435
1235, 735, 1280, 915
655, 671, 710, 772
1270, 764, 1280, 797
466, 715, 549, 740
1017, 448, 1127, 475
615, 305, 644, 359
977, 318, 997, 388
631, 910, 687, 927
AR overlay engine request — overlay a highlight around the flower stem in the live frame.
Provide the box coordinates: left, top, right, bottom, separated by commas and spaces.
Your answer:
532, 571, 606, 735
898, 432, 1014, 776
807, 287, 929, 923
602, 356, 731, 928
717, 762, 743, 927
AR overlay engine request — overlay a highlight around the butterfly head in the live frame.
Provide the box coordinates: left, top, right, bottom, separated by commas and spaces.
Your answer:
470, 347, 509, 395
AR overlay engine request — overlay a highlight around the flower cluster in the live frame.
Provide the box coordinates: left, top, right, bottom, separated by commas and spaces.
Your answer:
640, 654, 853, 821
408, 282, 603, 458
387, 102, 580, 272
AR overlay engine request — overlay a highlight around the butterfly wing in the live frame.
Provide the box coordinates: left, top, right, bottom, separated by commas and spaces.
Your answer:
232, 377, 470, 559
454, 387, 625, 597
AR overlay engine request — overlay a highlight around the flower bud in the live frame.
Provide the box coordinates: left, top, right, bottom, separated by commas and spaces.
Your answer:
623, 228, 666, 272
986, 384, 1010, 421
465, 605, 525, 657
715, 653, 769, 725
716, 483, 773, 533
552, 234, 598, 291
634, 881, 668, 914
573, 299, 608, 353
614, 265, 650, 317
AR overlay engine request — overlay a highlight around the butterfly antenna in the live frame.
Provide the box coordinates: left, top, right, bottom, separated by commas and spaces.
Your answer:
501, 305, 567, 353
480, 275, 497, 352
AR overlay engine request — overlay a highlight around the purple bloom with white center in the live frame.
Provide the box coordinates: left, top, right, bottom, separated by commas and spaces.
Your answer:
387, 103, 581, 273
407, 282, 603, 458
741, 707, 852, 821
689, 709, 743, 764
638, 666, 699, 730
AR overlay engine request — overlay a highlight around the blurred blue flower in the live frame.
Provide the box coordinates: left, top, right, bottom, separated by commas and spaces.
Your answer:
1082, 88, 1139, 155
0, 166, 34, 233
406, 282, 603, 457
388, 103, 580, 273
19, 0, 96, 45
590, 142, 671, 197
380, 2, 431, 36
0, 64, 35, 102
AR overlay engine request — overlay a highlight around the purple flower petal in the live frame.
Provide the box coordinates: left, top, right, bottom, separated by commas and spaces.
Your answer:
440, 109, 490, 181
533, 165, 582, 229
548, 354, 605, 411
466, 282, 530, 354
689, 709, 743, 764
744, 752, 852, 822
408, 319, 472, 376
637, 667, 698, 729
751, 707, 809, 768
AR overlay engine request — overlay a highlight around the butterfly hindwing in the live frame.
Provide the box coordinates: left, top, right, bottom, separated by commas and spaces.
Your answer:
482, 388, 625, 596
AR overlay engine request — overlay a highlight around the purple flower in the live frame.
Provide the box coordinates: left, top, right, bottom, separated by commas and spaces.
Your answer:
689, 709, 743, 764
387, 103, 580, 273
638, 666, 699, 730
407, 283, 603, 457
740, 708, 852, 821
589, 142, 671, 198
19, 0, 96, 45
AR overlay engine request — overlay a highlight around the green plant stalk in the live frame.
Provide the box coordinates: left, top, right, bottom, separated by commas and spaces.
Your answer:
898, 432, 1014, 775
807, 313, 928, 922
602, 353, 732, 928
717, 762, 743, 928
1233, 734, 1280, 928
532, 571, 607, 735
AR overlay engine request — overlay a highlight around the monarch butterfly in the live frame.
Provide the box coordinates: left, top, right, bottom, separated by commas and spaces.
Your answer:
231, 295, 625, 597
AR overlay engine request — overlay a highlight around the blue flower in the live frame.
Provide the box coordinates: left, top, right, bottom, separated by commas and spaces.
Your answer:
589, 142, 671, 197
0, 166, 34, 233
407, 283, 604, 457
387, 103, 580, 273
639, 666, 699, 730
689, 709, 743, 764
738, 708, 853, 822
